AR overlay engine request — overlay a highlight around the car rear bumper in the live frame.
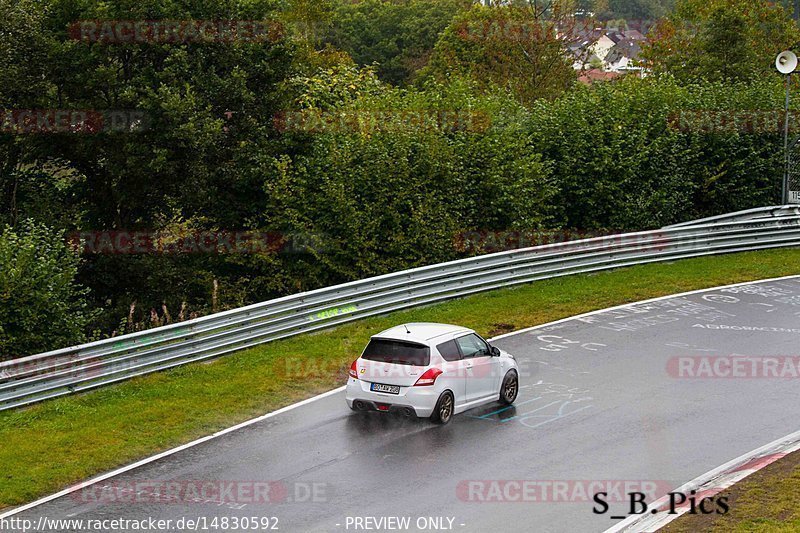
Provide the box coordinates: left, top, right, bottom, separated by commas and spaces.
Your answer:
348, 399, 420, 417
346, 378, 437, 417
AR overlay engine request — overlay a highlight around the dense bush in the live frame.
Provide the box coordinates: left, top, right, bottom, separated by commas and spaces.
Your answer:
529, 76, 785, 229
267, 77, 555, 281
0, 221, 93, 359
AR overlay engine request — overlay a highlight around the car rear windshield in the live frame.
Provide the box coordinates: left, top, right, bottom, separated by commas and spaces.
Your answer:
361, 339, 430, 366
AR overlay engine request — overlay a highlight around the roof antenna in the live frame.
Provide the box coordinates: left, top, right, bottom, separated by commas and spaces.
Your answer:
404, 324, 411, 334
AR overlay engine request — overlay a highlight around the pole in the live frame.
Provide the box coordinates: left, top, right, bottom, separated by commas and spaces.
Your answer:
784, 74, 791, 205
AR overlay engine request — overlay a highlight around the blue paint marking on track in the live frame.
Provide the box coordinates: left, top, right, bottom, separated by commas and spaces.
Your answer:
470, 397, 542, 419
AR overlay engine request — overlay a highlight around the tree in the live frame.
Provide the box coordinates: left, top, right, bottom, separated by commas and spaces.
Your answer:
281, 0, 336, 47
600, 0, 674, 20
642, 0, 800, 83
0, 221, 94, 359
0, 0, 68, 229
0, 0, 303, 333
326, 0, 470, 86
421, 2, 577, 104
34, 0, 296, 230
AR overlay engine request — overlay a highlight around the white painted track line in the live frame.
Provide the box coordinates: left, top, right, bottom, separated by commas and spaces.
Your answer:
0, 386, 345, 519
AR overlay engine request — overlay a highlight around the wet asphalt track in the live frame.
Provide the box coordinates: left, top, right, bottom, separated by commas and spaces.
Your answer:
11, 277, 800, 533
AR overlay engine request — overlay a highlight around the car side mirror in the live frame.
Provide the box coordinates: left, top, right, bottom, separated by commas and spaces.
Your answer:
490, 346, 501, 357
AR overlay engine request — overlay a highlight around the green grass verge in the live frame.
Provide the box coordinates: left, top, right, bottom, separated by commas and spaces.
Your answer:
663, 450, 800, 532
2, 249, 800, 511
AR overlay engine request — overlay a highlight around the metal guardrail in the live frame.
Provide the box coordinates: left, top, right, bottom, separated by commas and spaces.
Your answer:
664, 205, 800, 228
3, 207, 800, 411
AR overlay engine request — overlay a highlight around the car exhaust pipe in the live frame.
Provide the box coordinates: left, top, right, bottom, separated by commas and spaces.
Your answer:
404, 407, 414, 417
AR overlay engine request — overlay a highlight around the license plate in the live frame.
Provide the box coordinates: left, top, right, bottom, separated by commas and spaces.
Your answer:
370, 383, 400, 395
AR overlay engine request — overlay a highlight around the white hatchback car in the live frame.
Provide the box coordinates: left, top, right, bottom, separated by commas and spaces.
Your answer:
345, 323, 519, 424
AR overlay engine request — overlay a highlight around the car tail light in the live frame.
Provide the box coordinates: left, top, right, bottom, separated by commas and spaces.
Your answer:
414, 368, 443, 386
349, 360, 359, 379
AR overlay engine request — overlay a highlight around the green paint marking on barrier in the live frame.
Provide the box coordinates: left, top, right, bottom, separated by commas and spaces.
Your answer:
111, 331, 172, 351
308, 304, 358, 322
